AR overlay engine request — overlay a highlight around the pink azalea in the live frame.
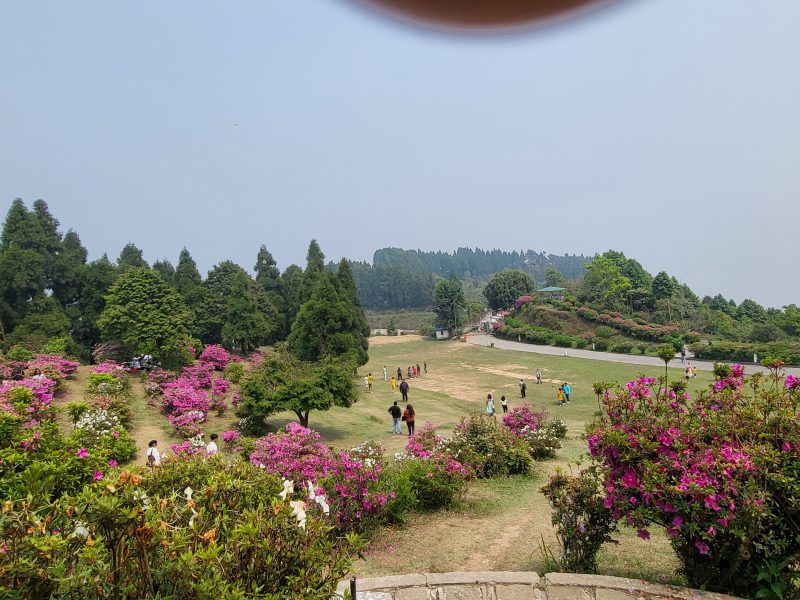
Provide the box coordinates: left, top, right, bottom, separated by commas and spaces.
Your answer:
93, 471, 103, 481
77, 447, 89, 459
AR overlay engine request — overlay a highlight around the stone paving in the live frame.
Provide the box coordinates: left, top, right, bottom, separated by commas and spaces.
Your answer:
336, 572, 740, 600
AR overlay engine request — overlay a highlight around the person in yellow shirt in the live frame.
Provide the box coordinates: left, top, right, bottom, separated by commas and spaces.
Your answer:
556, 387, 565, 406
367, 373, 374, 393
390, 376, 397, 392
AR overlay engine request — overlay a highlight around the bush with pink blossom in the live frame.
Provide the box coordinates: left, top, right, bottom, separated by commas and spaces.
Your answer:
198, 344, 230, 370
586, 362, 800, 597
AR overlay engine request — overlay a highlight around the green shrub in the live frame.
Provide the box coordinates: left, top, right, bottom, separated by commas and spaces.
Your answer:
223, 361, 246, 384
591, 337, 609, 351
70, 427, 137, 463
595, 326, 615, 339
5, 345, 34, 362
610, 341, 634, 354
450, 413, 533, 478
66, 400, 89, 424
0, 458, 364, 599
575, 338, 588, 349
551, 334, 575, 348
547, 418, 568, 439
376, 464, 418, 524
396, 455, 469, 511
541, 465, 617, 574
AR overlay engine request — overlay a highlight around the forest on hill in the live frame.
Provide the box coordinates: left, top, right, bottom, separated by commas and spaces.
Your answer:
1, 198, 797, 364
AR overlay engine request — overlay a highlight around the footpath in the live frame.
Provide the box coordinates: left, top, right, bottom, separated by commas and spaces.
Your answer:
465, 333, 800, 376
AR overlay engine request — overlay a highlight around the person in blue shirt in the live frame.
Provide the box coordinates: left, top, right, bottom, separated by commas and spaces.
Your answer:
563, 382, 571, 403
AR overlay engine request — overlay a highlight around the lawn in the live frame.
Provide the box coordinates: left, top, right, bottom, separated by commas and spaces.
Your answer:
54, 334, 709, 581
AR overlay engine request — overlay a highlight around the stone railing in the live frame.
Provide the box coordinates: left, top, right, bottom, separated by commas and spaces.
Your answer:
335, 572, 741, 600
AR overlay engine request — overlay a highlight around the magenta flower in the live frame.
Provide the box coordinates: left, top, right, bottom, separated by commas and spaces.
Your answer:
694, 540, 710, 555
93, 470, 103, 481
77, 447, 89, 459
108, 459, 118, 467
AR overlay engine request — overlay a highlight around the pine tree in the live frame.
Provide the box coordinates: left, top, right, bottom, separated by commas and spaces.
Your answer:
117, 243, 148, 270
152, 259, 176, 283
221, 271, 277, 353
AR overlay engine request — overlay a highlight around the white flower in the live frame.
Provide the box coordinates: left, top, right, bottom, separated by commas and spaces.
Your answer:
279, 479, 294, 500
290, 500, 307, 530
71, 521, 89, 539
184, 487, 193, 501
315, 494, 330, 515
306, 480, 316, 500
134, 490, 150, 511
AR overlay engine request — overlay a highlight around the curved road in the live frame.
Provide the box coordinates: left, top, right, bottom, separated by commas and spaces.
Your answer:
465, 332, 800, 376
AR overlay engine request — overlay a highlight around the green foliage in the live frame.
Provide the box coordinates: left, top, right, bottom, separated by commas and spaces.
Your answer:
544, 268, 564, 288
70, 427, 137, 462
287, 275, 369, 366
221, 270, 277, 354
116, 242, 148, 269
579, 256, 632, 311
5, 344, 34, 361
691, 341, 800, 365
66, 400, 90, 424
652, 271, 676, 300
223, 361, 245, 384
0, 458, 363, 599
595, 325, 615, 339
433, 278, 466, 333
483, 270, 535, 310
386, 318, 398, 336
541, 465, 618, 573
394, 456, 468, 511
98, 267, 193, 369
450, 413, 533, 478
238, 349, 358, 428
151, 258, 175, 283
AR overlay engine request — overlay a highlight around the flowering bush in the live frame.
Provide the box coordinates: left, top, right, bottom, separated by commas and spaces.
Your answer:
450, 413, 533, 478
1, 378, 56, 427
586, 366, 800, 597
198, 344, 230, 370
144, 367, 174, 397
73, 409, 120, 444
250, 424, 393, 531
168, 410, 206, 437
503, 404, 547, 434
392, 453, 470, 510
516, 425, 561, 459
221, 429, 241, 446
85, 371, 130, 399
169, 434, 206, 456
0, 459, 363, 599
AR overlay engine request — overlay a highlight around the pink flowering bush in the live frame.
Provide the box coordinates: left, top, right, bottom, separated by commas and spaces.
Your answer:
503, 404, 547, 434
0, 378, 57, 427
586, 364, 800, 597
221, 430, 241, 446
168, 410, 206, 437
198, 344, 230, 370
250, 423, 394, 531
90, 360, 127, 378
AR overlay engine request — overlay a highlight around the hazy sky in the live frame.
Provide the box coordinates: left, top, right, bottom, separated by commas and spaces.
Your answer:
2, 1, 798, 308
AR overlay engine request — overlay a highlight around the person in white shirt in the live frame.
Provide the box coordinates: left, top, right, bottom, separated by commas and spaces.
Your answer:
206, 433, 219, 456
383, 366, 387, 381
147, 440, 161, 466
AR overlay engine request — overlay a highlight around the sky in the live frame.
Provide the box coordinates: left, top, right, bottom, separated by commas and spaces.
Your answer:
1, 1, 798, 308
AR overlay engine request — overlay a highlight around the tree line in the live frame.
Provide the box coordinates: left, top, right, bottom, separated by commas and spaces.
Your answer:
0, 199, 369, 366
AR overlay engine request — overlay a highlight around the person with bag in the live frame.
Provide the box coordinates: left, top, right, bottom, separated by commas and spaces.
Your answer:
486, 393, 495, 420
147, 439, 161, 467
402, 404, 416, 436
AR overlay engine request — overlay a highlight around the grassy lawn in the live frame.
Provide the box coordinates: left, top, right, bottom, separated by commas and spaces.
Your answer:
366, 309, 435, 332
53, 335, 705, 581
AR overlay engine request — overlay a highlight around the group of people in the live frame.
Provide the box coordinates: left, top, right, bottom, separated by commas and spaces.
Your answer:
556, 382, 571, 405
387, 401, 416, 435
145, 433, 219, 466
484, 393, 509, 417
129, 354, 156, 372
685, 362, 698, 378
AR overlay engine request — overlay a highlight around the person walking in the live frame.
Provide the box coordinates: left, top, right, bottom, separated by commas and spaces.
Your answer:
388, 401, 402, 434
501, 395, 508, 414
536, 369, 542, 384
383, 366, 388, 381
367, 373, 374, 393
400, 379, 410, 402
563, 382, 571, 403
519, 379, 527, 398
407, 366, 413, 379
397, 367, 403, 380
416, 363, 421, 377
147, 440, 161, 467
403, 404, 416, 436
390, 376, 397, 392
424, 361, 427, 373
557, 385, 565, 406
363, 375, 369, 391
486, 393, 495, 419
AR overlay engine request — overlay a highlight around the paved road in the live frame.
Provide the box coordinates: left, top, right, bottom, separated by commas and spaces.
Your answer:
465, 333, 800, 376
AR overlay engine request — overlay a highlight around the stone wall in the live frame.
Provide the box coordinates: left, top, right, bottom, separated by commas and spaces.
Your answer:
335, 572, 741, 600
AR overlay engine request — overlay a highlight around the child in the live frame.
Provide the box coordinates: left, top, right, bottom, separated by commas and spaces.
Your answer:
501, 395, 508, 414
486, 394, 495, 418
556, 387, 565, 406
390, 376, 397, 392
147, 440, 161, 467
